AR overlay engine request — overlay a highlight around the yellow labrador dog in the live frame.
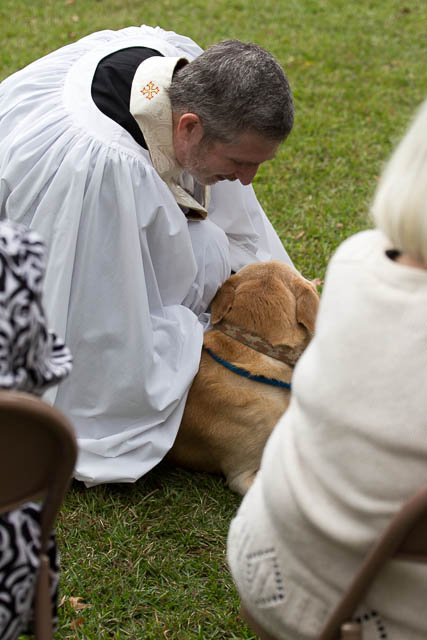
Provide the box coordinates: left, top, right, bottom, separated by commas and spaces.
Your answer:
167, 261, 319, 494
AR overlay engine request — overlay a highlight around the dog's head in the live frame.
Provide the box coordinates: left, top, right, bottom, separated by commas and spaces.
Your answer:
210, 261, 319, 363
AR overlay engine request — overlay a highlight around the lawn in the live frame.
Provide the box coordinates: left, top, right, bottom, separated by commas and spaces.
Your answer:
1, 0, 426, 638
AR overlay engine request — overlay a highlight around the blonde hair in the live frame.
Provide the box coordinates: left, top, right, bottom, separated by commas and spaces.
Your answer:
371, 98, 427, 263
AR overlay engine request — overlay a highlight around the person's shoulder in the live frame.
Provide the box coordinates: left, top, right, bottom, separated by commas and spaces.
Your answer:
330, 229, 387, 265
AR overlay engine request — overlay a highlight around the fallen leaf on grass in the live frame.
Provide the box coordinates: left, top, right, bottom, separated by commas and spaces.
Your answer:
295, 231, 305, 240
70, 596, 92, 611
71, 617, 85, 629
59, 595, 92, 611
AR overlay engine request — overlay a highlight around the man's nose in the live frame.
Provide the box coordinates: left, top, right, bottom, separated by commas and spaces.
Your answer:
235, 164, 260, 185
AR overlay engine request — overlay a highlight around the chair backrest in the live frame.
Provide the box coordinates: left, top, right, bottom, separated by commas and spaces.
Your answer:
0, 390, 77, 639
318, 486, 427, 640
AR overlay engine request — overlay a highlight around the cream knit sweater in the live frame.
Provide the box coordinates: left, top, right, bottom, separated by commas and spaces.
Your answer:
228, 229, 427, 640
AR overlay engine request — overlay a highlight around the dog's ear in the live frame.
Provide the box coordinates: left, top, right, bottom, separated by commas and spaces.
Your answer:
296, 280, 319, 333
210, 280, 236, 325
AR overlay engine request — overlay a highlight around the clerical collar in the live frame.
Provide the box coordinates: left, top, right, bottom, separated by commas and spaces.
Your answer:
130, 56, 209, 220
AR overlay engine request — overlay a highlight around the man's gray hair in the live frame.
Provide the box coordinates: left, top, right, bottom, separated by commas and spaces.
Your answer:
169, 39, 294, 144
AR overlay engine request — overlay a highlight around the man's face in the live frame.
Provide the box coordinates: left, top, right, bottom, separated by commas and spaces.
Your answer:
180, 128, 280, 187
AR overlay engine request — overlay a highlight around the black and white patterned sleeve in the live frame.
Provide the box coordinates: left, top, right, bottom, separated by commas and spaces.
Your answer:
0, 220, 72, 395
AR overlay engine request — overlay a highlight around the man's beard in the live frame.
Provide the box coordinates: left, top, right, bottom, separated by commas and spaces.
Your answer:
181, 140, 232, 186
183, 150, 217, 186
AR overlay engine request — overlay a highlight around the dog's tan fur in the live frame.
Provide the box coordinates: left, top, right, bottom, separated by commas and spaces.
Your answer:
167, 261, 319, 494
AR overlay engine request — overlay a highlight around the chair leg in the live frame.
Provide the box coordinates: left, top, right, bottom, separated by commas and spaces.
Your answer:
340, 621, 362, 639
34, 553, 54, 640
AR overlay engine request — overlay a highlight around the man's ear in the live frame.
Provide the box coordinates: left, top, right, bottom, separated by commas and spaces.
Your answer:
175, 113, 204, 145
173, 113, 205, 166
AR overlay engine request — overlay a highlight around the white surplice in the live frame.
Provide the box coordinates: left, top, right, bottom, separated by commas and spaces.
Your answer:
0, 25, 292, 486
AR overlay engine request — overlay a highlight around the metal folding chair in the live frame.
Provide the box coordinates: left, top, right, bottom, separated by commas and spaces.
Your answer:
318, 486, 427, 639
0, 391, 77, 640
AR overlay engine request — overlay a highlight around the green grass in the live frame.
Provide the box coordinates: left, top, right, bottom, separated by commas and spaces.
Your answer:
55, 469, 246, 639
2, 0, 427, 637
